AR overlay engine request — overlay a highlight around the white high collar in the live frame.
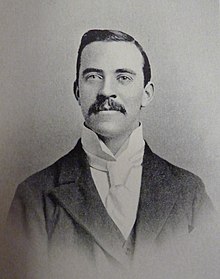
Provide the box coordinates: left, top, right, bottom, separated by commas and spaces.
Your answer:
81, 123, 145, 162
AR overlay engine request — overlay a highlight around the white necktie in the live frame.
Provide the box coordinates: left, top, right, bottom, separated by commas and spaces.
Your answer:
105, 148, 144, 239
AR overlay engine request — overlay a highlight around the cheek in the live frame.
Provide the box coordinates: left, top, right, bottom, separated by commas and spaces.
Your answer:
79, 88, 96, 108
123, 91, 144, 110
80, 98, 93, 117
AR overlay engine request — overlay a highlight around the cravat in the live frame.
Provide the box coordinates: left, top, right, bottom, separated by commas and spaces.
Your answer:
88, 146, 144, 239
105, 148, 144, 239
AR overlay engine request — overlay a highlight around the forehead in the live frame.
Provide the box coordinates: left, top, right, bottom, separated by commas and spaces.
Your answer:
79, 41, 144, 72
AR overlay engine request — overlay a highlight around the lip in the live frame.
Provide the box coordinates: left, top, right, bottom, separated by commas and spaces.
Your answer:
96, 110, 120, 114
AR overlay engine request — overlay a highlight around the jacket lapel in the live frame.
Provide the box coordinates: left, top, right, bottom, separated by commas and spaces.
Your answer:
135, 142, 183, 241
48, 140, 127, 263
47, 140, 183, 262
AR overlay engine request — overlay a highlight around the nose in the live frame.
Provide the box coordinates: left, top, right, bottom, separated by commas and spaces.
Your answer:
99, 77, 117, 98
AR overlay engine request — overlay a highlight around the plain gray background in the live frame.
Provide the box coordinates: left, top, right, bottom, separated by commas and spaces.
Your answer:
0, 0, 219, 233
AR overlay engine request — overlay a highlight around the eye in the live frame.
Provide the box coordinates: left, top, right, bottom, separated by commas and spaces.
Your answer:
117, 75, 133, 84
85, 74, 103, 81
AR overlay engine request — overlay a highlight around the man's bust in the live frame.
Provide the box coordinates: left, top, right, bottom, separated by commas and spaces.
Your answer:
3, 29, 215, 279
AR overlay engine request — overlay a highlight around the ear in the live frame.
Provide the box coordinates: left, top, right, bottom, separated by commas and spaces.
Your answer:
73, 81, 81, 106
141, 81, 154, 108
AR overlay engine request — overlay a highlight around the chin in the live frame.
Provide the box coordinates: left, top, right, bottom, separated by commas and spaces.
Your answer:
88, 121, 125, 139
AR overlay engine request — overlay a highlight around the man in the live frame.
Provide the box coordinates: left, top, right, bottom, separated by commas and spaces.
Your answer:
3, 30, 214, 279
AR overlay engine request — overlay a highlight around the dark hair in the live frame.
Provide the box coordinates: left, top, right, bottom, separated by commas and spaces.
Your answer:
74, 29, 151, 90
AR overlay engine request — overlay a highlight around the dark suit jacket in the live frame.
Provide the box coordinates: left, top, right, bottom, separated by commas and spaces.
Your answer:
3, 140, 214, 279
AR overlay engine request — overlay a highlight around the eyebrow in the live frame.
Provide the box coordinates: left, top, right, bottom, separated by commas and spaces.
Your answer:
82, 67, 137, 77
115, 68, 136, 76
82, 68, 103, 76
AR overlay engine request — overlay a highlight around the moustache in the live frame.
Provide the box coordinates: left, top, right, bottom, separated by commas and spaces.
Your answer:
88, 96, 126, 116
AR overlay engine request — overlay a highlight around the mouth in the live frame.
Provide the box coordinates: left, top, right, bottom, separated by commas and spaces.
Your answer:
97, 109, 120, 114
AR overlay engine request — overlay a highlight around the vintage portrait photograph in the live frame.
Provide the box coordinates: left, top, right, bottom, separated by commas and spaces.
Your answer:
0, 1, 220, 278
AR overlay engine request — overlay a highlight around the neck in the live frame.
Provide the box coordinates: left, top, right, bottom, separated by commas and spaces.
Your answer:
98, 133, 131, 155
97, 121, 141, 155
83, 121, 141, 155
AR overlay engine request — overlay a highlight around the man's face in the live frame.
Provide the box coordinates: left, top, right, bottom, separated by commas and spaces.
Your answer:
76, 41, 150, 138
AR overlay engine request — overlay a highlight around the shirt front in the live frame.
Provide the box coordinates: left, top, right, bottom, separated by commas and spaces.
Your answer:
81, 124, 145, 239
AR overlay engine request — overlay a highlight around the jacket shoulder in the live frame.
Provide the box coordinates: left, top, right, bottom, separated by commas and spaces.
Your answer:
14, 140, 83, 202
153, 152, 205, 191
152, 152, 214, 218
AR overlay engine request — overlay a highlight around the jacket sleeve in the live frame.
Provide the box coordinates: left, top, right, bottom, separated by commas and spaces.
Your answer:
191, 176, 216, 231
1, 180, 49, 279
